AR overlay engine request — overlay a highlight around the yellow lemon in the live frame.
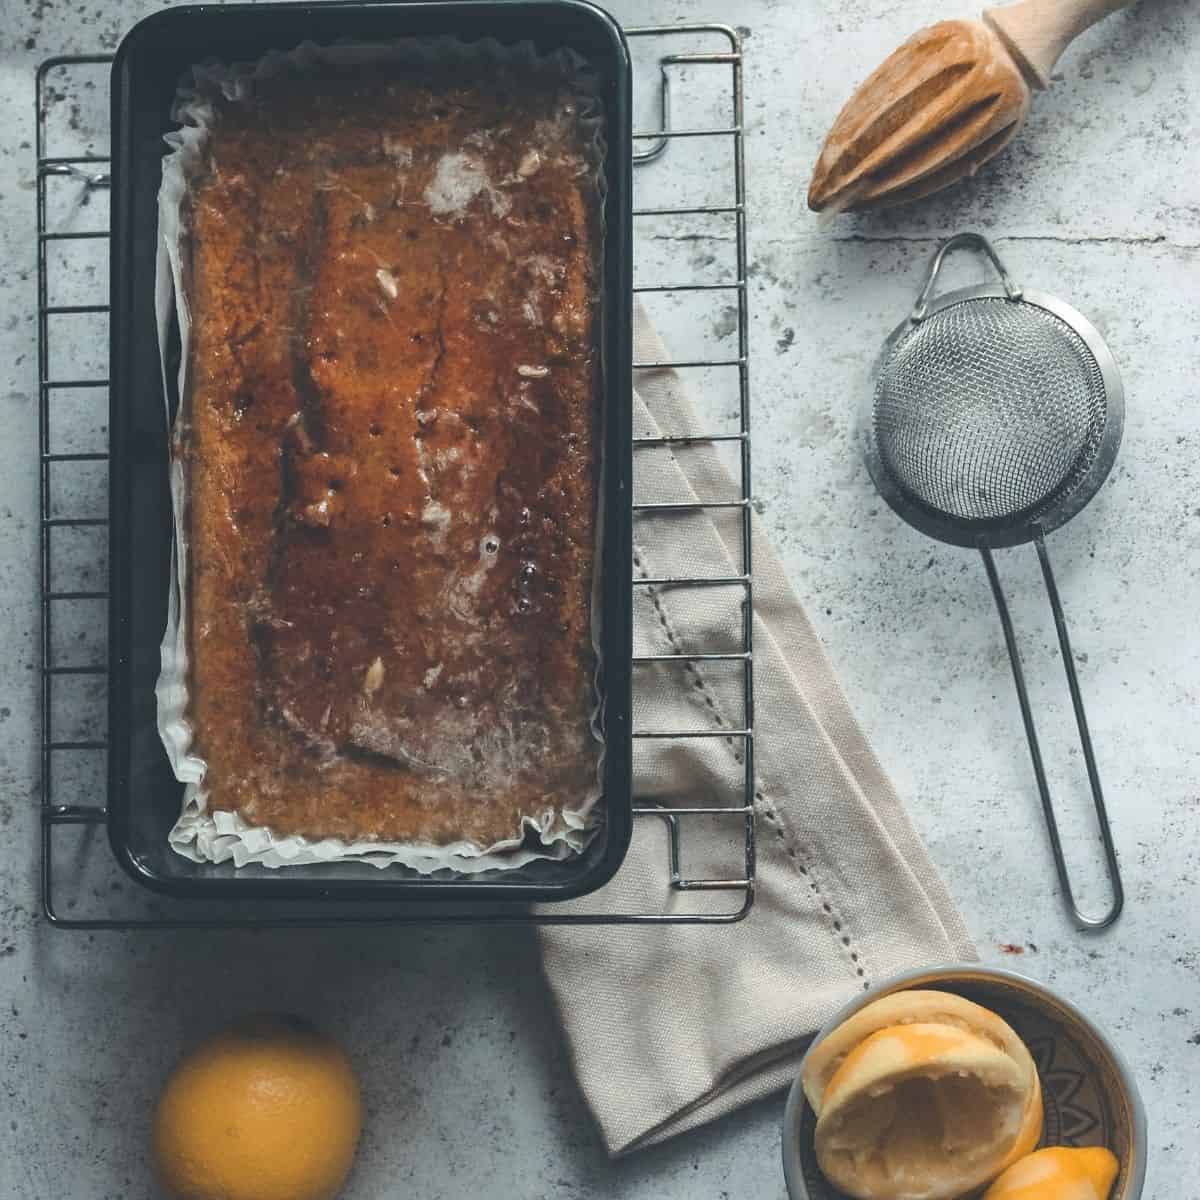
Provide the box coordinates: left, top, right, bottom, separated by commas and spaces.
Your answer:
982, 1146, 1120, 1200
154, 1015, 362, 1200
803, 990, 1043, 1200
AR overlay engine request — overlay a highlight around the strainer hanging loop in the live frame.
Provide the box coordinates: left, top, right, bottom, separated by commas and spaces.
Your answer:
911, 232, 1022, 322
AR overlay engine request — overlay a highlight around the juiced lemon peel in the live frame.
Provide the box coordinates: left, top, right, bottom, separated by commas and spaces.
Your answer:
803, 991, 1045, 1200
982, 1146, 1120, 1200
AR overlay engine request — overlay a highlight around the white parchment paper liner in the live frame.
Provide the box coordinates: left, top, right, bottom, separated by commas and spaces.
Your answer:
155, 38, 608, 873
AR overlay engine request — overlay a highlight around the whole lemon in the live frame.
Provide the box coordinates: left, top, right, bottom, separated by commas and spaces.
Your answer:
154, 1015, 362, 1200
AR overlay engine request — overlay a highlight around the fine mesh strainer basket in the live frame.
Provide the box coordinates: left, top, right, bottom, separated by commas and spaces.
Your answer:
865, 233, 1124, 930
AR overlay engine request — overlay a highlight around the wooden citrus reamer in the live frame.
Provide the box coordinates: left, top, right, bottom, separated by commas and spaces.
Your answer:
809, 0, 1136, 213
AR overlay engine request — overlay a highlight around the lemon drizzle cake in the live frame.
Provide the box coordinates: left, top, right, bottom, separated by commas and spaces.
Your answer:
179, 53, 603, 850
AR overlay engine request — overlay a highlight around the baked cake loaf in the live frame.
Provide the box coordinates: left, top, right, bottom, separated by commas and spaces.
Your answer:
182, 54, 602, 848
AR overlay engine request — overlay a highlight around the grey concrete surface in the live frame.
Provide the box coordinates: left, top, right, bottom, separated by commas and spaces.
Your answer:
1, 0, 1198, 1196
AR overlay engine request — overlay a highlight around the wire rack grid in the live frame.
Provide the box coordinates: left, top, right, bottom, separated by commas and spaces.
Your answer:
35, 23, 755, 928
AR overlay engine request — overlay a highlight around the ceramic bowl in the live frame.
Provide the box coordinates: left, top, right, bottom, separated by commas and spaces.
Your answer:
782, 964, 1146, 1200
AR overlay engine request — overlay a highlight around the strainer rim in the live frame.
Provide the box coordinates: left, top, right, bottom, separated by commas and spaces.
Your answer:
864, 283, 1124, 550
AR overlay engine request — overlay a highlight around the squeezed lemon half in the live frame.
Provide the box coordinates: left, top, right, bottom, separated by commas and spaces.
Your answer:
982, 1146, 1120, 1200
802, 990, 1044, 1200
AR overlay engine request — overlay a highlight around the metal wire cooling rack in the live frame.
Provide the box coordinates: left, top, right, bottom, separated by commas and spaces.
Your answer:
35, 24, 754, 927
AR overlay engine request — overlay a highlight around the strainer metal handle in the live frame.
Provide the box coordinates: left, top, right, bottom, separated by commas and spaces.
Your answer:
910, 232, 1022, 323
980, 532, 1125, 931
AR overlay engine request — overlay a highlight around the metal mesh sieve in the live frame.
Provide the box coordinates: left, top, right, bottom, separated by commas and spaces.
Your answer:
863, 234, 1126, 932
874, 297, 1109, 525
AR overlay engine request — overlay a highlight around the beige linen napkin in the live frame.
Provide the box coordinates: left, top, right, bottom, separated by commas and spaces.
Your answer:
538, 305, 975, 1156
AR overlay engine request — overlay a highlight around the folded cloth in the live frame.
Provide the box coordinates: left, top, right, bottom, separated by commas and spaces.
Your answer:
537, 305, 975, 1156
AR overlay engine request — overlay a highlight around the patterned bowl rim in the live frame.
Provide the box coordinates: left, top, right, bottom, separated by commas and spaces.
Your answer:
781, 963, 1147, 1200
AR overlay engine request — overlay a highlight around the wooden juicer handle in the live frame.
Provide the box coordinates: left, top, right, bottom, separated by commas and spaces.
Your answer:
984, 0, 1136, 89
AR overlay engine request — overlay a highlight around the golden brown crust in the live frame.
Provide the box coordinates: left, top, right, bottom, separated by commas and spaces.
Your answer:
184, 59, 602, 847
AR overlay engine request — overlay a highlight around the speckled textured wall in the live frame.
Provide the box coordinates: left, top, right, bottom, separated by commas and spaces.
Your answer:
1, 0, 1197, 1196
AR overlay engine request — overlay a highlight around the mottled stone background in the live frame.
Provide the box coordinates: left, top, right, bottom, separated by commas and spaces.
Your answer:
0, 0, 1196, 1196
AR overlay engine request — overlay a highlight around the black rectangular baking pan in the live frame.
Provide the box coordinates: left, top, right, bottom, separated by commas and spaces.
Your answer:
108, 0, 633, 901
